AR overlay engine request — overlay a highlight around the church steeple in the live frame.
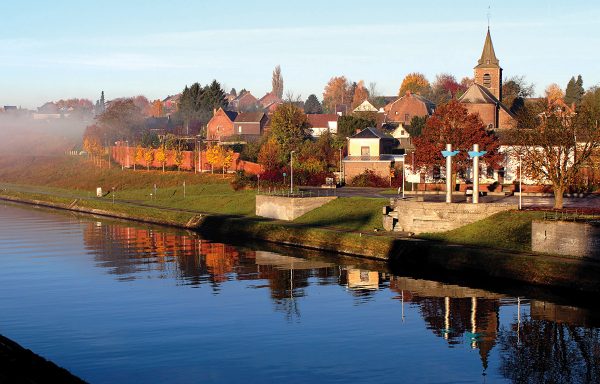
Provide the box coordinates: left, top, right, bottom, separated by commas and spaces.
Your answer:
473, 28, 502, 100
476, 28, 500, 68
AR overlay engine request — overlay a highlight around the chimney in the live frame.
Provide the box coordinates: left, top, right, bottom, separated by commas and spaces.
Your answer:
355, 128, 361, 134
213, 108, 217, 115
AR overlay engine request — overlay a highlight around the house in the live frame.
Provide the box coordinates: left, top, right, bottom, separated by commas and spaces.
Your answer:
258, 92, 283, 110
384, 91, 435, 124
230, 91, 259, 112
225, 112, 269, 143
458, 28, 516, 129
353, 99, 379, 113
343, 127, 404, 181
206, 107, 238, 141
162, 94, 180, 116
306, 114, 338, 137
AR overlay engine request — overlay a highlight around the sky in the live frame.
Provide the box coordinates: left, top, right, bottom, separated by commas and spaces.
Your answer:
2, 0, 600, 109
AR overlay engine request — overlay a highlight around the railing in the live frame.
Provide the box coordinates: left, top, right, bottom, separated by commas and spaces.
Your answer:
542, 210, 600, 222
257, 187, 337, 198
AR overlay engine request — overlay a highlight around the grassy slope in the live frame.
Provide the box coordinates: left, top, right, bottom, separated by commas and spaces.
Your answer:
421, 210, 547, 252
293, 197, 388, 231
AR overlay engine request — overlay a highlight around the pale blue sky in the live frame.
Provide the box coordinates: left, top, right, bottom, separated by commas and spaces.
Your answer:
2, 0, 599, 108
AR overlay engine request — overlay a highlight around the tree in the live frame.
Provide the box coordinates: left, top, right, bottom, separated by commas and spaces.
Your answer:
505, 106, 600, 208
399, 72, 431, 96
322, 76, 352, 113
155, 145, 167, 172
545, 83, 565, 106
413, 100, 501, 180
582, 86, 600, 116
304, 94, 323, 114
205, 145, 234, 176
336, 115, 375, 138
143, 147, 154, 171
258, 137, 283, 171
407, 115, 428, 137
149, 100, 163, 117
135, 145, 144, 170
177, 80, 228, 134
272, 65, 284, 99
430, 73, 466, 105
502, 76, 535, 114
351, 80, 370, 109
565, 75, 585, 107
230, 88, 237, 97
96, 98, 145, 143
269, 103, 310, 155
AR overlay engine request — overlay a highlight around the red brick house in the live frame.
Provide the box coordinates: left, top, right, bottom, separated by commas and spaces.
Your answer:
259, 92, 283, 111
458, 28, 516, 129
226, 112, 269, 143
206, 108, 238, 141
384, 92, 435, 124
230, 91, 259, 112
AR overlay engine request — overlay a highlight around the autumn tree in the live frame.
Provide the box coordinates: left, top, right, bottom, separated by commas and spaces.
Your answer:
351, 80, 370, 109
505, 106, 600, 208
258, 137, 283, 171
135, 145, 144, 170
545, 83, 565, 106
582, 86, 600, 116
205, 145, 234, 176
430, 73, 467, 105
322, 76, 352, 113
413, 100, 501, 181
97, 98, 145, 142
272, 65, 284, 99
399, 72, 431, 96
144, 147, 154, 171
304, 94, 323, 114
270, 103, 310, 156
155, 145, 167, 172
149, 99, 163, 117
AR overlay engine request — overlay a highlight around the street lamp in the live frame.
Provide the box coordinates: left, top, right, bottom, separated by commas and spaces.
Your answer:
125, 140, 130, 168
401, 154, 407, 199
290, 150, 295, 194
257, 174, 260, 193
519, 154, 523, 210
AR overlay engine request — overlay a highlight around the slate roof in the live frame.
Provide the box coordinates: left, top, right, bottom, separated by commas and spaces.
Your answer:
234, 112, 265, 123
221, 109, 238, 121
350, 127, 395, 139
475, 28, 500, 69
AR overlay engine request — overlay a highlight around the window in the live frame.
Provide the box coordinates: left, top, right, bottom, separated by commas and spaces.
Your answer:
483, 73, 491, 88
238, 125, 242, 133
404, 113, 410, 123
361, 146, 370, 157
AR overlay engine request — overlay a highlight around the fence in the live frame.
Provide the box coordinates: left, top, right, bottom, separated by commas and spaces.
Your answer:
258, 187, 337, 198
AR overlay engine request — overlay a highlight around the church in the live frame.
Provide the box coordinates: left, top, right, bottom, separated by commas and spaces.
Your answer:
459, 28, 516, 129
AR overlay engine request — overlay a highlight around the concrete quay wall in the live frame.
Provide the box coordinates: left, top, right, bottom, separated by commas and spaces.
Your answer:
532, 220, 600, 260
384, 199, 517, 234
256, 195, 337, 221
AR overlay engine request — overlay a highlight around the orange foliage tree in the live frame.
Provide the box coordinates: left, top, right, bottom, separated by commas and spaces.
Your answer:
322, 76, 352, 113
399, 72, 431, 96
351, 80, 370, 109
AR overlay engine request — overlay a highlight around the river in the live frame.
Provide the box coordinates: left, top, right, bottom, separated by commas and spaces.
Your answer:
1, 202, 599, 383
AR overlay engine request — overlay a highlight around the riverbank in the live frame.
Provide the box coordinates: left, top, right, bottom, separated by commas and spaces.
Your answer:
3, 189, 600, 294
0, 334, 86, 383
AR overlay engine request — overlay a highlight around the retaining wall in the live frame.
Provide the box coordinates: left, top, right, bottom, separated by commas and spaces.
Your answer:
532, 220, 600, 259
256, 195, 336, 221
384, 199, 517, 234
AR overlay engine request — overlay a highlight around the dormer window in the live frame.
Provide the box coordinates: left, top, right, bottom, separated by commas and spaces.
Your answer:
483, 73, 491, 88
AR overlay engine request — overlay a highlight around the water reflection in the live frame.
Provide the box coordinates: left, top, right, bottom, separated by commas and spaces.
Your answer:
20, 212, 598, 382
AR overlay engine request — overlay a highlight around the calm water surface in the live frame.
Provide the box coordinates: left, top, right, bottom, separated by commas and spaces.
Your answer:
1, 202, 599, 383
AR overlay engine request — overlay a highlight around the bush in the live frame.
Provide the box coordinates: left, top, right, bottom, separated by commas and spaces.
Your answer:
349, 169, 389, 187
230, 171, 257, 191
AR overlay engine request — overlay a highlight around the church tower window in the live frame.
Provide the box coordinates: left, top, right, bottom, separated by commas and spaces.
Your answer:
483, 73, 491, 88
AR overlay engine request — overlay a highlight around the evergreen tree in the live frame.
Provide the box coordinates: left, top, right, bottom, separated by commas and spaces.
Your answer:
565, 76, 577, 105
230, 88, 237, 97
100, 91, 105, 111
575, 75, 585, 106
304, 94, 323, 114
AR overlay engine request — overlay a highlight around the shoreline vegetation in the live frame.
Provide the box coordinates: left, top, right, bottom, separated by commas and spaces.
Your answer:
2, 155, 600, 293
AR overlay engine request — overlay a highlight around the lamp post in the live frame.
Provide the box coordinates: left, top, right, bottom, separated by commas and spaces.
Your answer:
290, 150, 295, 194
125, 140, 130, 168
402, 154, 407, 199
519, 154, 523, 210
441, 144, 459, 203
257, 174, 260, 193
468, 144, 487, 204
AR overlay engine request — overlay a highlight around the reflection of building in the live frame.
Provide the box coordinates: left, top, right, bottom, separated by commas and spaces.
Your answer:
346, 269, 379, 290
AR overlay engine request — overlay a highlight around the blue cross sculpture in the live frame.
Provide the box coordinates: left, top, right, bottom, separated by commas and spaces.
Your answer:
441, 150, 460, 158
468, 150, 487, 159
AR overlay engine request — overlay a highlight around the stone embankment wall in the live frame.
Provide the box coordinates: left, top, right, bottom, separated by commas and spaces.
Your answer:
256, 195, 337, 221
532, 220, 600, 259
383, 199, 517, 234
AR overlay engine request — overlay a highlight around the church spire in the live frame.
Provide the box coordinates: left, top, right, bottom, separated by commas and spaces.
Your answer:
475, 28, 500, 68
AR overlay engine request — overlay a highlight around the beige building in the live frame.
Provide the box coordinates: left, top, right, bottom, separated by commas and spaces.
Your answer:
343, 127, 404, 181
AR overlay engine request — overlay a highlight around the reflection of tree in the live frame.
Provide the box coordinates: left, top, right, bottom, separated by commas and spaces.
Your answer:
498, 316, 600, 384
